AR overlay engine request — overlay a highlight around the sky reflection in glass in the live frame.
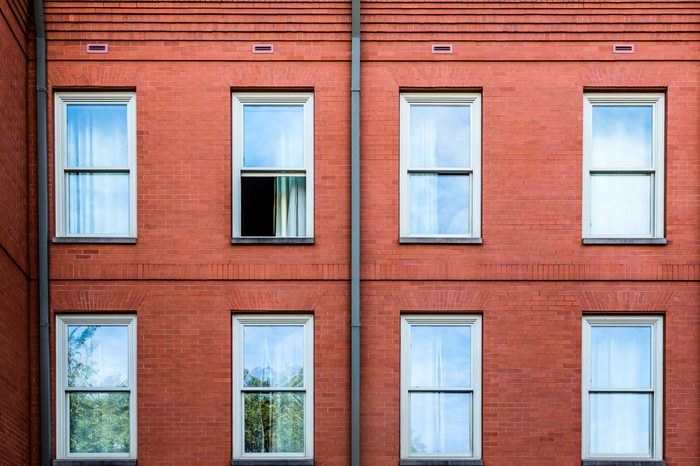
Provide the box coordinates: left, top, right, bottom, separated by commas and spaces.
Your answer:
67, 104, 128, 167
409, 174, 470, 235
243, 105, 304, 168
590, 175, 652, 236
592, 106, 652, 169
410, 105, 470, 168
590, 393, 651, 456
67, 173, 130, 235
410, 392, 471, 454
67, 325, 129, 388
591, 326, 651, 389
411, 325, 471, 388
244, 325, 304, 387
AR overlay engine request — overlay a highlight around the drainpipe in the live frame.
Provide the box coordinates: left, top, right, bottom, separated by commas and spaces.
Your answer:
350, 0, 361, 464
33, 0, 50, 464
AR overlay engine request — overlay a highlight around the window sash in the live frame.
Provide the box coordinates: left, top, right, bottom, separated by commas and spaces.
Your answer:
582, 317, 663, 460
56, 315, 137, 459
400, 94, 481, 239
401, 315, 482, 460
582, 94, 664, 239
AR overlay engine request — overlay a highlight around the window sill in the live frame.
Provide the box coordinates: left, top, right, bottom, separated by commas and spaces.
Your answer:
400, 460, 483, 466
582, 238, 667, 245
53, 237, 137, 244
231, 460, 314, 466
53, 460, 137, 466
231, 237, 314, 245
581, 460, 665, 466
399, 237, 483, 245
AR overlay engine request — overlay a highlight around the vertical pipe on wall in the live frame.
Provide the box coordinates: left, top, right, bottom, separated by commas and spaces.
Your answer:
33, 0, 50, 464
350, 0, 361, 464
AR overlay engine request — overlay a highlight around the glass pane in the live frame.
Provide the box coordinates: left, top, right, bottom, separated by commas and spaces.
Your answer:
67, 104, 128, 167
411, 325, 471, 388
590, 175, 652, 236
243, 105, 304, 168
590, 393, 651, 456
410, 392, 471, 455
244, 392, 304, 453
241, 177, 306, 237
69, 392, 130, 453
67, 173, 130, 235
67, 325, 129, 388
592, 106, 653, 169
591, 326, 652, 389
244, 325, 304, 387
410, 105, 470, 168
409, 174, 470, 235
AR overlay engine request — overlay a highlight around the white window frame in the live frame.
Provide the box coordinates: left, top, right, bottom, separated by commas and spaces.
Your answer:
400, 315, 482, 460
400, 93, 482, 240
232, 314, 314, 460
55, 314, 137, 460
582, 315, 663, 461
54, 92, 137, 238
582, 93, 665, 240
231, 93, 315, 239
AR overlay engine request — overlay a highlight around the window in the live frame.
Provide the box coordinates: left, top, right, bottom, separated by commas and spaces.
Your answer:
54, 93, 137, 239
582, 316, 663, 461
56, 314, 137, 459
400, 94, 482, 242
401, 315, 482, 460
232, 93, 314, 241
583, 94, 665, 242
232, 315, 314, 460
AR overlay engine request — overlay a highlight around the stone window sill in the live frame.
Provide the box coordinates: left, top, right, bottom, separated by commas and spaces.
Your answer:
53, 460, 137, 466
231, 460, 314, 466
581, 460, 665, 466
231, 237, 314, 245
399, 237, 483, 245
582, 238, 667, 245
53, 237, 137, 244
400, 460, 484, 466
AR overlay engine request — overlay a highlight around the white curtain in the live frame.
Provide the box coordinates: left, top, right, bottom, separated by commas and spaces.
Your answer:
410, 118, 438, 234
273, 132, 306, 236
68, 109, 95, 234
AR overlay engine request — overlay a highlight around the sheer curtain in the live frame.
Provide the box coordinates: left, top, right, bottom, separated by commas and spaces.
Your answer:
410, 117, 438, 234
273, 133, 306, 237
68, 108, 95, 234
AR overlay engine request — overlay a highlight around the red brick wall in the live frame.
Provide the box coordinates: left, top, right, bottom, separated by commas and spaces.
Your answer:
33, 1, 700, 465
0, 0, 31, 464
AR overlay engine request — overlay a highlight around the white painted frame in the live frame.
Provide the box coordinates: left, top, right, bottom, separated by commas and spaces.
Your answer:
232, 314, 314, 460
400, 315, 482, 460
582, 93, 665, 239
55, 314, 137, 459
582, 315, 664, 461
232, 93, 315, 238
54, 93, 138, 238
399, 93, 482, 239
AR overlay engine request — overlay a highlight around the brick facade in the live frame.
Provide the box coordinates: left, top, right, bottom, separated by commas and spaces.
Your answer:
1, 1, 698, 465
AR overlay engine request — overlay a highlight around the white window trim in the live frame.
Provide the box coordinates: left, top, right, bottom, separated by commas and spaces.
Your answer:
54, 92, 138, 238
232, 314, 314, 460
582, 315, 663, 461
55, 314, 137, 459
399, 93, 482, 240
400, 314, 482, 460
582, 93, 665, 240
231, 93, 315, 239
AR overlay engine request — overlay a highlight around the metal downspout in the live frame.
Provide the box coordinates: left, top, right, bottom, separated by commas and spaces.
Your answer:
350, 0, 361, 464
33, 0, 50, 464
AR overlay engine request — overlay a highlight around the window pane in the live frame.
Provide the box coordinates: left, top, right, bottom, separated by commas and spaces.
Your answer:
67, 325, 129, 388
67, 173, 130, 235
67, 104, 128, 168
410, 392, 471, 455
411, 325, 471, 388
591, 326, 652, 389
244, 325, 304, 387
410, 105, 470, 168
592, 106, 653, 169
590, 393, 651, 456
409, 174, 470, 235
241, 176, 306, 237
243, 105, 304, 168
244, 392, 304, 453
590, 175, 652, 236
69, 392, 130, 454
